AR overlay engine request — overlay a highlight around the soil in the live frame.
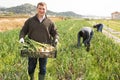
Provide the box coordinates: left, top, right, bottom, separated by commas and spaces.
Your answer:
0, 17, 63, 32
0, 18, 27, 32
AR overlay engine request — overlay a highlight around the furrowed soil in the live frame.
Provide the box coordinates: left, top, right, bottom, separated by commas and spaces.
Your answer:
0, 17, 64, 32
103, 26, 120, 43
0, 17, 27, 32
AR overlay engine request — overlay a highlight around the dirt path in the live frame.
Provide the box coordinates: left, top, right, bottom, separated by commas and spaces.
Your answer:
103, 30, 120, 43
88, 21, 120, 44
103, 26, 120, 44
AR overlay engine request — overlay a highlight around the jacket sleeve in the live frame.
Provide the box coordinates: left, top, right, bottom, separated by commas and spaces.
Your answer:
19, 19, 30, 39
49, 22, 59, 40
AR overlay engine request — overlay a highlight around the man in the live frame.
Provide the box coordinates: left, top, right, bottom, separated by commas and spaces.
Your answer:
19, 2, 59, 80
77, 27, 93, 52
93, 23, 103, 32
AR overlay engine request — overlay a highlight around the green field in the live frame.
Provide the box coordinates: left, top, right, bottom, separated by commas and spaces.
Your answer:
0, 19, 120, 80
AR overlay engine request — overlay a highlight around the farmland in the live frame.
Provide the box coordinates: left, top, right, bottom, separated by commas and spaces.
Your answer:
88, 19, 120, 38
0, 18, 120, 80
0, 16, 64, 32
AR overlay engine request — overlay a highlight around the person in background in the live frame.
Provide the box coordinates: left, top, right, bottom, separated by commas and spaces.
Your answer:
77, 27, 93, 52
19, 2, 59, 80
93, 23, 103, 32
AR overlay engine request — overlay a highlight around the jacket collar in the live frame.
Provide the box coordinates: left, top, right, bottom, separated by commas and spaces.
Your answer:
34, 14, 47, 22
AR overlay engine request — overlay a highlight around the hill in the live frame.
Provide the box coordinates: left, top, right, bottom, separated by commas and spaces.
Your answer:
0, 3, 82, 18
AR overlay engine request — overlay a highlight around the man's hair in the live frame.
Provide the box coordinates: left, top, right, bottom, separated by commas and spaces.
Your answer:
37, 2, 47, 8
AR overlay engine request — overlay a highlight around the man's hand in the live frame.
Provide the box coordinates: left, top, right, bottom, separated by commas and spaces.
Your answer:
53, 39, 58, 47
19, 38, 24, 43
55, 39, 58, 44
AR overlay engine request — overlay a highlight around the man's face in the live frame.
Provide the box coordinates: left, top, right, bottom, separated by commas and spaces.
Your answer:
37, 5, 47, 17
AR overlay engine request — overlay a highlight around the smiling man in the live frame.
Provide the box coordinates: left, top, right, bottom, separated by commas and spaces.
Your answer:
19, 2, 59, 80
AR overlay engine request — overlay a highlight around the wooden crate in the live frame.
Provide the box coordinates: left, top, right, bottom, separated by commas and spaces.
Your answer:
20, 49, 57, 58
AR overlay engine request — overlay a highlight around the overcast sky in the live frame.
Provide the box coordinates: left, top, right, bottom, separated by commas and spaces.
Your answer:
0, 0, 120, 17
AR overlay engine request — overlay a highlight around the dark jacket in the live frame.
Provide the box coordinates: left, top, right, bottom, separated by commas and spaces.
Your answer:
19, 14, 58, 44
93, 23, 103, 32
93, 23, 103, 28
77, 27, 93, 46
